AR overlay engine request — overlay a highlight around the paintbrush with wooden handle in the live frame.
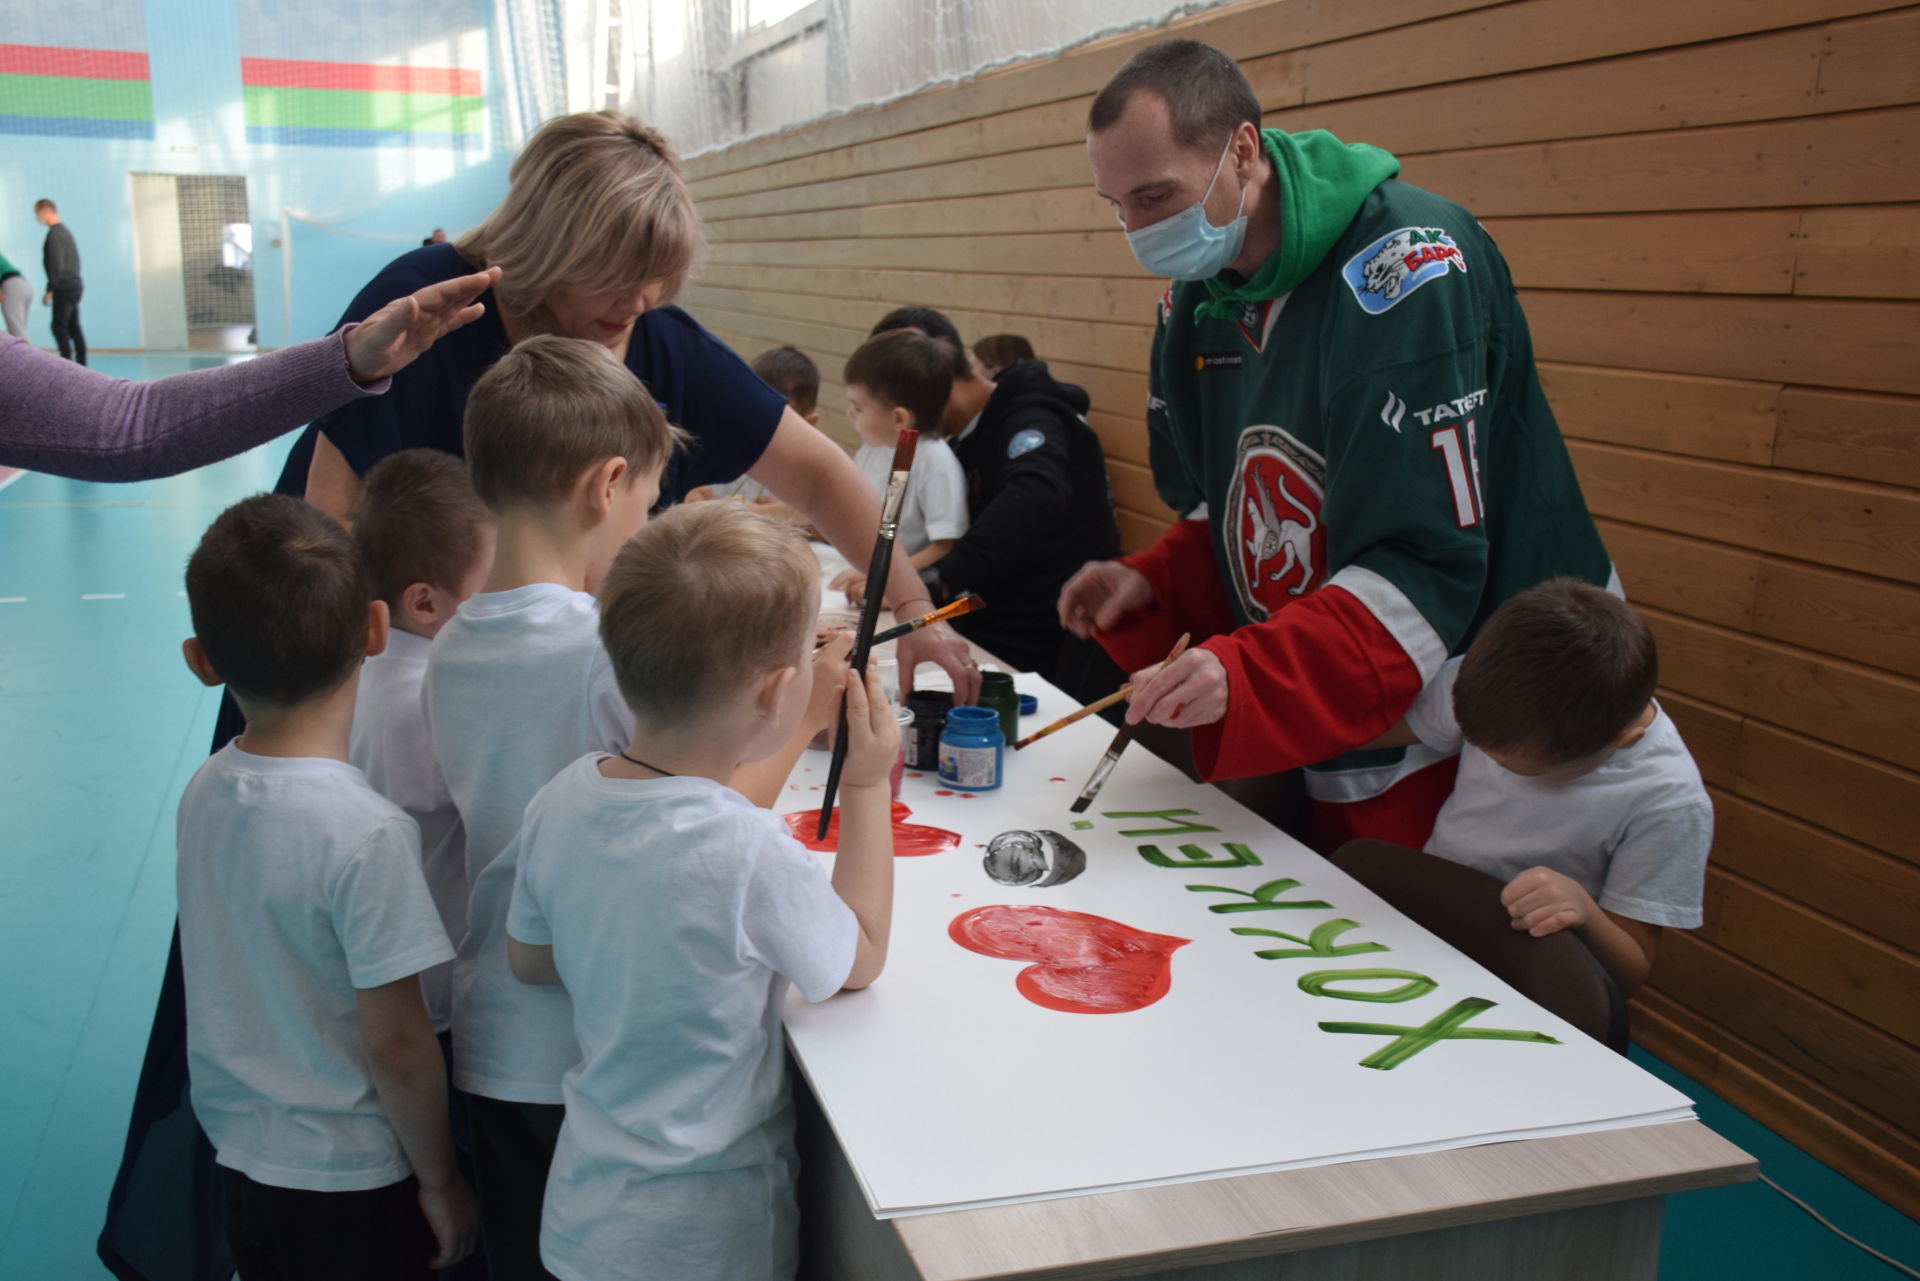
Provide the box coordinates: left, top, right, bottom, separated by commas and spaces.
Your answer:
1013, 683, 1132, 750
818, 594, 985, 650
817, 429, 920, 840
1068, 633, 1190, 814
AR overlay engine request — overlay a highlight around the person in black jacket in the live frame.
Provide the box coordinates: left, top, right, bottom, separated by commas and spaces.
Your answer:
36, 199, 84, 365
872, 307, 1126, 703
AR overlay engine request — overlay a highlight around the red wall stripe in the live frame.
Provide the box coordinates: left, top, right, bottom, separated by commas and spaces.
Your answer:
0, 44, 150, 81
239, 57, 480, 97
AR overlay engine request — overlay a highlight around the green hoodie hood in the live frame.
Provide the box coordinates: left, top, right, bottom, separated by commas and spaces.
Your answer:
1196, 128, 1399, 322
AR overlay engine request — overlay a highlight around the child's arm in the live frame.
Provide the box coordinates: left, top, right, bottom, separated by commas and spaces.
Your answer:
732, 632, 856, 808
909, 539, 954, 570
507, 937, 562, 986
832, 664, 899, 989
1499, 867, 1661, 994
356, 979, 479, 1267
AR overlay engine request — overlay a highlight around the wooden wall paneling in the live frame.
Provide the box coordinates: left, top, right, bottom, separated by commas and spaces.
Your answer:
693, 262, 1164, 328
1695, 866, 1920, 1048
1815, 6, 1920, 112
1087, 410, 1153, 470
1632, 990, 1920, 1220
1117, 509, 1175, 556
1403, 106, 1920, 218
1772, 387, 1920, 488
697, 144, 1094, 226
1658, 692, 1744, 786
1480, 212, 1800, 295
1731, 719, 1920, 864
1538, 364, 1777, 466
1642, 606, 1920, 770
1598, 519, 1760, 631
702, 231, 1145, 277
1107, 459, 1180, 525
1794, 205, 1920, 300
1708, 789, 1920, 951
1525, 291, 1920, 398
1651, 929, 1920, 1137
1569, 441, 1920, 585
1752, 557, 1920, 678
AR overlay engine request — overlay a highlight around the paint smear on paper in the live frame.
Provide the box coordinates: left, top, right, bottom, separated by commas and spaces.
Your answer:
785, 800, 960, 858
949, 905, 1189, 1014
982, 830, 1087, 888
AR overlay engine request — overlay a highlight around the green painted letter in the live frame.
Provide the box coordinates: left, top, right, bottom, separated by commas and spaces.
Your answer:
1231, 918, 1388, 960
1320, 997, 1562, 1070
1187, 877, 1332, 913
1139, 841, 1262, 869
1103, 808, 1223, 838
1297, 968, 1438, 1003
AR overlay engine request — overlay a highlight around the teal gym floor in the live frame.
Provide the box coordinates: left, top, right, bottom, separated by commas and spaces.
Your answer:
2, 353, 1915, 1278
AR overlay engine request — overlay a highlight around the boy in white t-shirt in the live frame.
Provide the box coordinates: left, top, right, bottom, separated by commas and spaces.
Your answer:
349, 449, 495, 1037
829, 328, 968, 601
1388, 578, 1712, 994
688, 345, 818, 517
506, 501, 900, 1281
176, 494, 477, 1279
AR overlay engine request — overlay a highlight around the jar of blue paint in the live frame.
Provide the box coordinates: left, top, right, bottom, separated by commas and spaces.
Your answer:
938, 706, 1003, 791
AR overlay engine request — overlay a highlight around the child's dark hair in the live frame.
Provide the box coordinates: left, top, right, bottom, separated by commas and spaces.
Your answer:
749, 345, 820, 418
871, 305, 965, 354
352, 449, 492, 609
844, 330, 958, 438
972, 333, 1034, 372
186, 494, 368, 706
1453, 578, 1659, 765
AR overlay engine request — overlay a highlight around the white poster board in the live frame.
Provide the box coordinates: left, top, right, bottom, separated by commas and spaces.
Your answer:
776, 642, 1692, 1219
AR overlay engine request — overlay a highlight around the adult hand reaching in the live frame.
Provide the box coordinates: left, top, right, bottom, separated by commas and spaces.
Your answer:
897, 619, 981, 705
343, 266, 502, 385
1057, 560, 1154, 638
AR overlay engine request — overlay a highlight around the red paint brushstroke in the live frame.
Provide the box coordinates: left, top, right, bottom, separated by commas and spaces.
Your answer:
0, 44, 150, 80
785, 800, 959, 858
240, 57, 482, 96
949, 906, 1190, 1015
1049, 777, 1066, 783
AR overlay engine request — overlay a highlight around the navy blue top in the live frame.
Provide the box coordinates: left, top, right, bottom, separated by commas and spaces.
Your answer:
270, 244, 787, 504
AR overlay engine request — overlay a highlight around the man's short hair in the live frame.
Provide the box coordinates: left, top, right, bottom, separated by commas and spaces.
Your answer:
1088, 40, 1263, 152
464, 334, 685, 512
750, 345, 820, 417
598, 501, 818, 723
186, 494, 368, 706
972, 333, 1034, 371
871, 306, 965, 353
34, 199, 55, 213
1453, 579, 1660, 765
351, 449, 492, 607
844, 330, 957, 437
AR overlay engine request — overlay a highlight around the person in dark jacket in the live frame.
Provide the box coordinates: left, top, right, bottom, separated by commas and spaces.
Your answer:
35, 199, 84, 364
873, 308, 1126, 703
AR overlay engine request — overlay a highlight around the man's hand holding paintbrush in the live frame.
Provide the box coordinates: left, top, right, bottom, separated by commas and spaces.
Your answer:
1056, 561, 1230, 731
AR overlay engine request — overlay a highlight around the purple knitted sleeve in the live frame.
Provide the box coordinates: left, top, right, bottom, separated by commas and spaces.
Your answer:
0, 330, 390, 483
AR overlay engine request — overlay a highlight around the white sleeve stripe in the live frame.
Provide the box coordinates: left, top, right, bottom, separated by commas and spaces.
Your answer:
1185, 502, 1210, 521
1324, 564, 1449, 683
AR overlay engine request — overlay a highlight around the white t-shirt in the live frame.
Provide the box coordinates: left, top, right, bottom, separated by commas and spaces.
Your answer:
176, 744, 453, 1191
507, 756, 857, 1281
350, 628, 465, 1032
853, 437, 967, 557
426, 584, 634, 1102
1407, 660, 1712, 928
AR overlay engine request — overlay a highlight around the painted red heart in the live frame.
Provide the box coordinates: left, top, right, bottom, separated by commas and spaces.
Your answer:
785, 800, 960, 858
949, 905, 1190, 1014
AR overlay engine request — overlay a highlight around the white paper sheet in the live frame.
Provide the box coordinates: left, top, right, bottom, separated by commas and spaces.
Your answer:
776, 656, 1693, 1219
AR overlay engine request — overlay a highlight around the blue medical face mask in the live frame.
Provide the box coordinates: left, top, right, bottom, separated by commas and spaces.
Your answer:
1121, 134, 1249, 281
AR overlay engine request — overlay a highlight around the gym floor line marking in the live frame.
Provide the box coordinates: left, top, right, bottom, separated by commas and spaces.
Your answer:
81, 593, 127, 600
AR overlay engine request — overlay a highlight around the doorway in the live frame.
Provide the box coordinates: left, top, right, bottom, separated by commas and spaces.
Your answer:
128, 173, 256, 352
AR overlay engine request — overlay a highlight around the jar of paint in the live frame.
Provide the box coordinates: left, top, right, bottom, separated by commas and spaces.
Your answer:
904, 690, 953, 770
938, 706, 1003, 791
978, 671, 1019, 745
890, 704, 913, 799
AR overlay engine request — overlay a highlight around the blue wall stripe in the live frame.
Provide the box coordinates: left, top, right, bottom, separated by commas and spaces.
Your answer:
244, 122, 481, 148
0, 113, 153, 139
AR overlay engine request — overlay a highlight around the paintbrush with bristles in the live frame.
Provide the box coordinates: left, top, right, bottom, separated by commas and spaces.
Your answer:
1013, 683, 1132, 750
1068, 633, 1190, 814
817, 594, 985, 650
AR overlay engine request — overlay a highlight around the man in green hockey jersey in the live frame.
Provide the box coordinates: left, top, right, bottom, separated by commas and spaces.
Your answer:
1062, 39, 1613, 850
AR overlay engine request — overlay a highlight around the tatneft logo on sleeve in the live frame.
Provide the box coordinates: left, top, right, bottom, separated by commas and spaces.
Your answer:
1341, 226, 1468, 314
1379, 388, 1487, 434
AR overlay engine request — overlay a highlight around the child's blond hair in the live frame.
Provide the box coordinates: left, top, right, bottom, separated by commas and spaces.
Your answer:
463, 334, 684, 511
597, 502, 818, 722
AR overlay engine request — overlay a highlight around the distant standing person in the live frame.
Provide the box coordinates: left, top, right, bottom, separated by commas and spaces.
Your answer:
0, 247, 28, 339
36, 199, 84, 365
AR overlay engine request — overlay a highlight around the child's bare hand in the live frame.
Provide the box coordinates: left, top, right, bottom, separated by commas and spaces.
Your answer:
417, 1176, 479, 1268
806, 632, 855, 736
839, 663, 900, 789
831, 568, 869, 606
1501, 867, 1596, 938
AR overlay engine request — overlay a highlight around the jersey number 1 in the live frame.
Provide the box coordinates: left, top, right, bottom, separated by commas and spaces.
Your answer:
1430, 419, 1484, 528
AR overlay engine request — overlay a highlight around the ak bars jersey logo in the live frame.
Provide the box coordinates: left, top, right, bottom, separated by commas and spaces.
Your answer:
1225, 425, 1327, 622
1342, 226, 1468, 315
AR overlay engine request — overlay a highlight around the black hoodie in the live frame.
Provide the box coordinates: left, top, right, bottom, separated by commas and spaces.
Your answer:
934, 359, 1122, 675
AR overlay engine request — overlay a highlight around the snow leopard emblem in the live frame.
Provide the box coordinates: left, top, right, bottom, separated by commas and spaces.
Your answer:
1342, 226, 1467, 315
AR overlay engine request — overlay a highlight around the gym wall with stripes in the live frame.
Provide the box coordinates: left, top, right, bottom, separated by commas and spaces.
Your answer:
0, 0, 507, 349
682, 0, 1920, 1215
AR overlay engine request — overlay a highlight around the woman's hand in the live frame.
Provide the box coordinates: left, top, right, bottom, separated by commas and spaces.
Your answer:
343, 266, 503, 385
1124, 647, 1229, 729
897, 617, 980, 705
1058, 561, 1155, 638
